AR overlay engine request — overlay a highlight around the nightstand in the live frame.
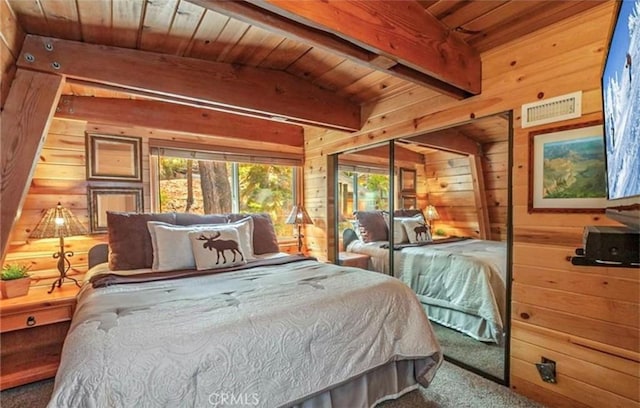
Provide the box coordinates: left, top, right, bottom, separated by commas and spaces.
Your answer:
0, 284, 79, 390
338, 252, 370, 270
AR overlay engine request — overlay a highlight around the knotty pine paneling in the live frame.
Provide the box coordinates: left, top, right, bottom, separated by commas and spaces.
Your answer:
303, 3, 638, 407
5, 118, 153, 288
0, 0, 24, 108
422, 139, 507, 241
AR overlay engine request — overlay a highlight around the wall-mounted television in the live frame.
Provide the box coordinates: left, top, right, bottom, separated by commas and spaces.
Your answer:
602, 0, 640, 202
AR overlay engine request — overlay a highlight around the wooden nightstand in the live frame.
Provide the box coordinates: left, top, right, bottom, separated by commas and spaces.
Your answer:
338, 252, 371, 270
0, 284, 79, 390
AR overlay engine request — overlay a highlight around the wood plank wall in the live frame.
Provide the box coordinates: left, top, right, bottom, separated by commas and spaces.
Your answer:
423, 140, 507, 241
304, 3, 639, 407
5, 118, 301, 288
4, 119, 149, 288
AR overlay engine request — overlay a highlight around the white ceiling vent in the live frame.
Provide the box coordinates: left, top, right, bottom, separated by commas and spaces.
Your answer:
521, 91, 582, 128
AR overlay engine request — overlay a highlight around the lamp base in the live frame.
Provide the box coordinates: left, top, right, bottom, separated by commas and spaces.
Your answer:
296, 225, 304, 254
49, 244, 81, 294
48, 275, 80, 294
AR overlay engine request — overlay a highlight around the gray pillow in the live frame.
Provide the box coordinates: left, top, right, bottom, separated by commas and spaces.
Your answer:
107, 212, 177, 270
228, 213, 279, 254
353, 211, 388, 242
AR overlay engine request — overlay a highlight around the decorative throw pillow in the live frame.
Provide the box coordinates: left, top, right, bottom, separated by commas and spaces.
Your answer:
107, 212, 177, 270
353, 211, 388, 242
189, 228, 247, 270
402, 217, 433, 244
391, 218, 410, 244
147, 216, 255, 271
382, 213, 424, 244
147, 221, 175, 270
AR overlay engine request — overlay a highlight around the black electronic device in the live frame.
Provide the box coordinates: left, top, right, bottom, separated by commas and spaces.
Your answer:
582, 226, 640, 265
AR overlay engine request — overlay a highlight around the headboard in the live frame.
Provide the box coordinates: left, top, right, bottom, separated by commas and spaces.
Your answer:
342, 228, 359, 251
88, 244, 109, 269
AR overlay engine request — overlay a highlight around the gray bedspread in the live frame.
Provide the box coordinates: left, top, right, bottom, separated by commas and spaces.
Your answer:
347, 239, 506, 343
47, 259, 442, 408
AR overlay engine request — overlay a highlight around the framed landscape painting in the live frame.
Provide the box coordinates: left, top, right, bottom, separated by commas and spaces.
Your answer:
528, 121, 608, 212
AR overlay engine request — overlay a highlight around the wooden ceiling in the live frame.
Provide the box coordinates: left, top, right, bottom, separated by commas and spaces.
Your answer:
7, 0, 603, 107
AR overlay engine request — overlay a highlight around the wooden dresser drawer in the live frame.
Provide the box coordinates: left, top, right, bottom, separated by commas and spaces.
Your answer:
1, 305, 73, 333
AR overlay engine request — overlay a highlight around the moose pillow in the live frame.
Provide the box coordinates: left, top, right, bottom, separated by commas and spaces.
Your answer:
401, 218, 433, 244
189, 228, 247, 270
147, 216, 255, 272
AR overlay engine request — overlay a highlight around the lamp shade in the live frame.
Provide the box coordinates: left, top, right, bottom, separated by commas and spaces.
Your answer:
286, 205, 313, 225
424, 205, 440, 221
29, 202, 87, 239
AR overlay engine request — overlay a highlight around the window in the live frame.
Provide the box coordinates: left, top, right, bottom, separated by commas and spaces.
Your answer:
154, 155, 297, 239
338, 168, 389, 219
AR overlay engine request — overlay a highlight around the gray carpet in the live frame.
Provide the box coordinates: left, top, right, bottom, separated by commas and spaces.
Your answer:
0, 361, 544, 408
430, 322, 504, 380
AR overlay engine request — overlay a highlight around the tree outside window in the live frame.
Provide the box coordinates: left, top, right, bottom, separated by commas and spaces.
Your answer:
158, 157, 295, 238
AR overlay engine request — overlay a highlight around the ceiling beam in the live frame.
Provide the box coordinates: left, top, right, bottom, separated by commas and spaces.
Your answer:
1, 69, 63, 261
404, 129, 480, 156
55, 96, 304, 147
247, 0, 481, 95
18, 35, 361, 132
189, 0, 475, 99
366, 145, 425, 164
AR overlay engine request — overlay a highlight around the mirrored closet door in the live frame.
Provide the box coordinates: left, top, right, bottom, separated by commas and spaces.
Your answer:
331, 111, 513, 384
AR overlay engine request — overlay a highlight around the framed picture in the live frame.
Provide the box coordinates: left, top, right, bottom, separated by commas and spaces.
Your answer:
88, 187, 143, 233
528, 120, 607, 213
86, 134, 142, 181
401, 195, 417, 209
400, 168, 416, 192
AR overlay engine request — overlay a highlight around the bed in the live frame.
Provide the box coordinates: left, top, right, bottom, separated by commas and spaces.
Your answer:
345, 210, 507, 344
47, 211, 442, 408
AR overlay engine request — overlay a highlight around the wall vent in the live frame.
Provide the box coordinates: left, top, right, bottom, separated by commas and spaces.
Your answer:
521, 91, 582, 128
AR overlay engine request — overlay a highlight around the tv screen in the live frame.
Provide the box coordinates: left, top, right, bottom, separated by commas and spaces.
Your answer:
602, 0, 640, 200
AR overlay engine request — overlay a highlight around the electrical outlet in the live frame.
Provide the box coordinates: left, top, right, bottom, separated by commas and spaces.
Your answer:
535, 357, 557, 384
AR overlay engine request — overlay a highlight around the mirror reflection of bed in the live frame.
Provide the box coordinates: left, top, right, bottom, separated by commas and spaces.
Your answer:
333, 111, 512, 383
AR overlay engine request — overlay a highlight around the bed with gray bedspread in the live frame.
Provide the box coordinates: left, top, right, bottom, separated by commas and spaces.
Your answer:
347, 239, 506, 344
47, 257, 442, 408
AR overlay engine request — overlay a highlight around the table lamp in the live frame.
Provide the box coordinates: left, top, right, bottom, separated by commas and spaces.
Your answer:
286, 204, 313, 253
424, 204, 440, 229
29, 202, 87, 293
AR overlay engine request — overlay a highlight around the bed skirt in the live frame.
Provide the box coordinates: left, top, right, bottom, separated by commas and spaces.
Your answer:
292, 358, 434, 408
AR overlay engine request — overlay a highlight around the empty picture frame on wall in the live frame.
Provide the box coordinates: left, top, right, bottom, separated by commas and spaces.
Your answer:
528, 120, 607, 213
86, 134, 142, 181
400, 168, 416, 192
88, 187, 143, 233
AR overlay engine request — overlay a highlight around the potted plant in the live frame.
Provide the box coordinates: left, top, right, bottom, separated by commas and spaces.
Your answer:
1, 264, 31, 299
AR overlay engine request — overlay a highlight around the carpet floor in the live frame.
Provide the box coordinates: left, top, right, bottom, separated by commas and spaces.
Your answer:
1, 361, 544, 408
430, 322, 504, 380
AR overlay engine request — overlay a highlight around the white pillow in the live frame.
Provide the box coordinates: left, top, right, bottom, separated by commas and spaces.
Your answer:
147, 221, 174, 270
147, 217, 255, 272
392, 218, 410, 244
402, 217, 432, 244
189, 228, 247, 270
384, 213, 424, 244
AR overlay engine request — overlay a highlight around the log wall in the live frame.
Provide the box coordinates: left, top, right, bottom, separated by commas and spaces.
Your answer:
304, 3, 639, 407
5, 118, 300, 287
423, 139, 508, 241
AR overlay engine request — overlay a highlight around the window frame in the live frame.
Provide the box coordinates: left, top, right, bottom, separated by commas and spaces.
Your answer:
150, 149, 300, 241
